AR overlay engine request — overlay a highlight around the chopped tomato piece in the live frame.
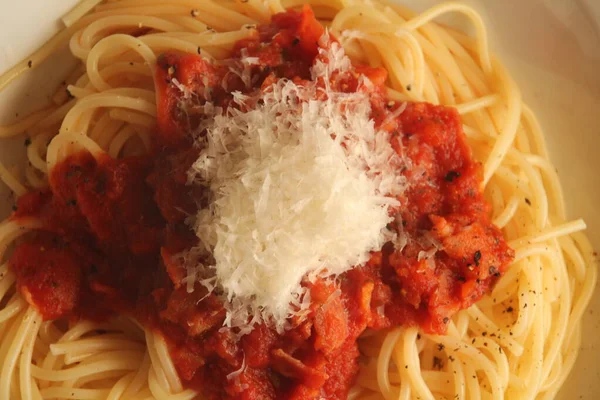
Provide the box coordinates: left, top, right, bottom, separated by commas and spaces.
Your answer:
10, 234, 81, 320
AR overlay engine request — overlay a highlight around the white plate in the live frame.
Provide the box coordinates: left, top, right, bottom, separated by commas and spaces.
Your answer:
0, 0, 598, 398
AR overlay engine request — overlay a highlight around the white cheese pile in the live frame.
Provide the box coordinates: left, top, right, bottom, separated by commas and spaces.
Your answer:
185, 38, 406, 334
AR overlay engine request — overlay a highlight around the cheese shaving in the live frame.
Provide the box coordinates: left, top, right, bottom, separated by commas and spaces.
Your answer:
226, 354, 247, 381
185, 38, 406, 334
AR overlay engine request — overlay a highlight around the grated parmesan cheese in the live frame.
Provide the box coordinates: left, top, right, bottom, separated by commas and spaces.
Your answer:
417, 231, 444, 261
184, 37, 406, 334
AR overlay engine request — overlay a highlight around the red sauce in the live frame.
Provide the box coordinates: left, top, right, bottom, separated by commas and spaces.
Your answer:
9, 6, 513, 400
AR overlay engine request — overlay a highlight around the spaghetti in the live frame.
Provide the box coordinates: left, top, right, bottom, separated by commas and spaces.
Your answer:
0, 1, 596, 400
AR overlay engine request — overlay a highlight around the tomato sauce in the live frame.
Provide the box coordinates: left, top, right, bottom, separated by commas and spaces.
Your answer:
8, 6, 513, 400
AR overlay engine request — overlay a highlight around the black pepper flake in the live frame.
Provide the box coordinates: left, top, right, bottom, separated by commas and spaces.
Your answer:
489, 265, 501, 277
417, 334, 421, 340
51, 281, 59, 288
445, 170, 461, 182
406, 84, 412, 91
474, 250, 482, 266
292, 37, 300, 46
190, 9, 199, 17
525, 198, 531, 205
448, 355, 455, 362
482, 331, 487, 337
523, 303, 528, 309
28, 60, 33, 68
95, 177, 106, 194
443, 317, 449, 324
471, 338, 476, 344
65, 165, 82, 179
437, 344, 445, 351
457, 276, 466, 282
24, 138, 31, 147
197, 46, 202, 54
11, 205, 17, 212
433, 356, 444, 369
506, 306, 514, 313
66, 199, 77, 207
